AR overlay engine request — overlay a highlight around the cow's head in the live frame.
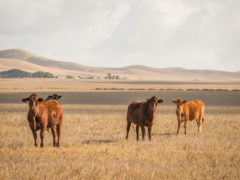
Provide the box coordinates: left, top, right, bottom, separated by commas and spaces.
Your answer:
172, 98, 187, 105
147, 96, 164, 111
45, 93, 62, 101
22, 93, 43, 112
173, 98, 187, 112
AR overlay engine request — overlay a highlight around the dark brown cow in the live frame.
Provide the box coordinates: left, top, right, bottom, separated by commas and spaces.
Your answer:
45, 93, 62, 101
22, 93, 64, 147
126, 96, 163, 141
172, 98, 205, 135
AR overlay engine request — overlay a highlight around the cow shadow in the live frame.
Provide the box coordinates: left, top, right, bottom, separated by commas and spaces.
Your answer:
155, 132, 175, 137
82, 139, 116, 144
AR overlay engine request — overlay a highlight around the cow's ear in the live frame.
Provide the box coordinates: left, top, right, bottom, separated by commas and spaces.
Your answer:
38, 98, 43, 102
22, 98, 29, 102
172, 99, 177, 103
158, 99, 163, 104
57, 95, 62, 100
183, 100, 187, 104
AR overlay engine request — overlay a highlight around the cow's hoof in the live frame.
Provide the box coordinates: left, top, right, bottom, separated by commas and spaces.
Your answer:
56, 143, 61, 148
34, 144, 38, 147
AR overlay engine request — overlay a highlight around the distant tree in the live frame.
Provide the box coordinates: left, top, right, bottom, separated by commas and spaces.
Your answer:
66, 75, 74, 79
0, 69, 55, 78
107, 73, 112, 79
0, 69, 32, 78
43, 72, 54, 78
32, 71, 54, 78
105, 73, 120, 80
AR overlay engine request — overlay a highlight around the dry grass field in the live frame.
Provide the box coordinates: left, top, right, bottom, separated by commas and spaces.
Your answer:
0, 103, 240, 179
0, 78, 240, 92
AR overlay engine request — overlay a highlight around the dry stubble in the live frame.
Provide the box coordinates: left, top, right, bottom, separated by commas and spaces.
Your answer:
0, 104, 240, 180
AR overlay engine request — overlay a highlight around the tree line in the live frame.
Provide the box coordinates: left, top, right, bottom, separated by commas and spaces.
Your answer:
0, 69, 55, 78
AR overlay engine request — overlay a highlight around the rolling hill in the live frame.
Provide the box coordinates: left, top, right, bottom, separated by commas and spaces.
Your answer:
0, 49, 239, 81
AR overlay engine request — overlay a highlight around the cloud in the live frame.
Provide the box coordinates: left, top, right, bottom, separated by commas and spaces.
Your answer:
0, 0, 239, 71
0, 0, 64, 33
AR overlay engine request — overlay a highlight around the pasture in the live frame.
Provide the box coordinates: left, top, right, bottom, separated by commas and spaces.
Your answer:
0, 96, 240, 179
0, 78, 240, 92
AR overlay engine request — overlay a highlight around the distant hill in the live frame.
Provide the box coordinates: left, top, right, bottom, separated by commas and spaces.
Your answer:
0, 49, 36, 60
0, 68, 54, 78
0, 49, 239, 81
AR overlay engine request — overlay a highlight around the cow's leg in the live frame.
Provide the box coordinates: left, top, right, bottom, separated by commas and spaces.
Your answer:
51, 126, 57, 147
126, 122, 131, 140
176, 120, 181, 135
40, 127, 46, 148
136, 125, 139, 141
184, 119, 188, 135
148, 126, 152, 141
31, 128, 38, 147
197, 116, 203, 133
197, 121, 202, 133
56, 124, 62, 147
141, 125, 145, 141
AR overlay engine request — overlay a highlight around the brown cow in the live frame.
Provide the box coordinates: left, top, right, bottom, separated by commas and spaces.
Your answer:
126, 96, 163, 141
22, 93, 64, 147
172, 98, 205, 135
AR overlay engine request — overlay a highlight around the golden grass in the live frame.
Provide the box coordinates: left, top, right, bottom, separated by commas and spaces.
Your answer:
0, 78, 240, 92
0, 104, 240, 179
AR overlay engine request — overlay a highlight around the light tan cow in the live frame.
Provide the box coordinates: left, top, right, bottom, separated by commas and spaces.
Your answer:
172, 98, 205, 135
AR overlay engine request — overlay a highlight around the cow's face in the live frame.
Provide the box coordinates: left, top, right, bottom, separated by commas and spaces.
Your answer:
148, 96, 164, 111
172, 98, 187, 113
22, 93, 43, 112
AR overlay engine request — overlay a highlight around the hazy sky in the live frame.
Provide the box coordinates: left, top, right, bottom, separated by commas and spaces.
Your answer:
0, 0, 239, 71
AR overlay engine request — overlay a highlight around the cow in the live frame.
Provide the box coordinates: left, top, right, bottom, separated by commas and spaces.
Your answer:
22, 93, 64, 147
45, 93, 62, 101
172, 98, 205, 135
126, 96, 163, 141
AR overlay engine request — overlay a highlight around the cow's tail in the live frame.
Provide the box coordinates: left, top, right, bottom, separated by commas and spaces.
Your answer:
202, 104, 205, 124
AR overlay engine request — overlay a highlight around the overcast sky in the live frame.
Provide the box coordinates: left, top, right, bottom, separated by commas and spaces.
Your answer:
0, 0, 239, 71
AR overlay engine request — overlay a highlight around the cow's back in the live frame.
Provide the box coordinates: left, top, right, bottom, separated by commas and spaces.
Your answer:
127, 101, 141, 124
139, 102, 155, 127
187, 100, 204, 120
40, 100, 64, 125
47, 100, 63, 113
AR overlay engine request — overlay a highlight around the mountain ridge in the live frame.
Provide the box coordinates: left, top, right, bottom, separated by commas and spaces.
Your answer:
0, 49, 239, 81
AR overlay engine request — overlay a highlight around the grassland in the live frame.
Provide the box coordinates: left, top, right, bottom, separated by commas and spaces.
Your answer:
0, 104, 240, 179
0, 78, 240, 92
